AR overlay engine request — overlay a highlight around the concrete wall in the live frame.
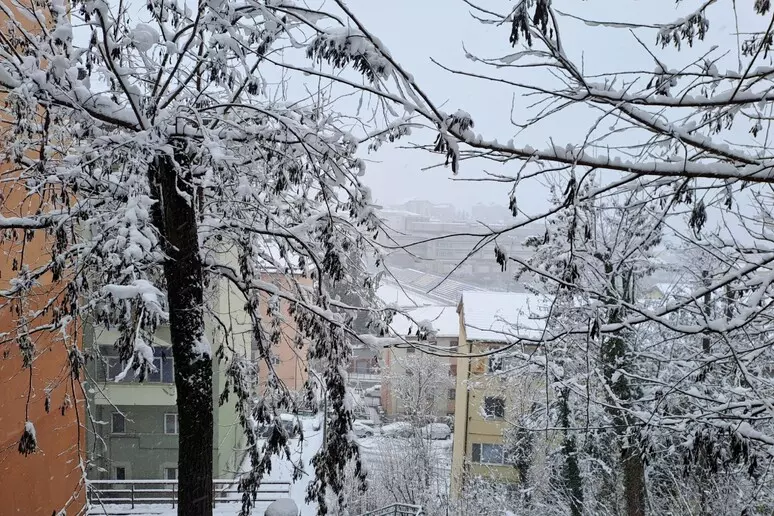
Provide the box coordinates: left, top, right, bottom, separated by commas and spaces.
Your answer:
91, 405, 179, 480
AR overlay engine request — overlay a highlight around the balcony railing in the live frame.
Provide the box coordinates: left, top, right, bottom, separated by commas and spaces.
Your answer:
86, 478, 291, 510
348, 372, 381, 381
359, 503, 424, 516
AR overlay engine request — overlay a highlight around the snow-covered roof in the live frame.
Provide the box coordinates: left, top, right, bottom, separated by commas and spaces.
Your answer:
382, 268, 484, 305
377, 281, 438, 308
390, 305, 459, 338
460, 291, 549, 343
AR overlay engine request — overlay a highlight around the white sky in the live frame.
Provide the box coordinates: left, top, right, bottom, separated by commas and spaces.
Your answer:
344, 0, 766, 217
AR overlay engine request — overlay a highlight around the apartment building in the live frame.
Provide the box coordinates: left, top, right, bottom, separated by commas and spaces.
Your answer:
381, 305, 460, 418
450, 291, 548, 498
86, 269, 310, 483
378, 204, 541, 288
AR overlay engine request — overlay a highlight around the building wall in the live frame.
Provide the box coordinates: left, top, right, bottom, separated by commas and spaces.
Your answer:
85, 264, 313, 482
91, 404, 179, 480
86, 322, 243, 480
380, 336, 457, 419
0, 121, 85, 514
451, 304, 539, 498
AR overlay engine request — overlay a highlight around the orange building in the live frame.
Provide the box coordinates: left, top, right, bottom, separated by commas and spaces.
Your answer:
0, 181, 86, 515
0, 3, 86, 512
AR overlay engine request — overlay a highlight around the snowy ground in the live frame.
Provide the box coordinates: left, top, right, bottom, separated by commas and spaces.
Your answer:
88, 419, 451, 515
358, 435, 453, 474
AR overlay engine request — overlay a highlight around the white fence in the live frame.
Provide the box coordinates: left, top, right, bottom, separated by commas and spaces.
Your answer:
87, 478, 291, 509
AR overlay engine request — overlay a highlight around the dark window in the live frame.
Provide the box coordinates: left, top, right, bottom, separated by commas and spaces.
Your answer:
449, 339, 459, 348
112, 413, 126, 433
161, 355, 175, 383
406, 346, 416, 353
471, 443, 505, 464
448, 389, 456, 400
164, 413, 178, 435
164, 467, 177, 480
450, 364, 457, 377
487, 356, 502, 373
483, 397, 505, 419
147, 357, 162, 382
115, 466, 126, 480
106, 357, 123, 379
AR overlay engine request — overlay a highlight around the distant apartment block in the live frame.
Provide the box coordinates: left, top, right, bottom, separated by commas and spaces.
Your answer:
378, 202, 541, 288
381, 305, 460, 419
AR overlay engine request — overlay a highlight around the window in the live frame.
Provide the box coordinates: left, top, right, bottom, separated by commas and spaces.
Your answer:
483, 397, 505, 419
114, 466, 127, 480
406, 346, 416, 353
487, 356, 502, 373
101, 346, 174, 383
164, 413, 179, 435
449, 339, 459, 348
449, 364, 457, 377
448, 389, 456, 400
271, 355, 281, 365
164, 467, 178, 480
472, 443, 506, 465
112, 413, 126, 433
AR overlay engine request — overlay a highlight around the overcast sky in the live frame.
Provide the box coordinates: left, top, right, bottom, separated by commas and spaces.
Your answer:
343, 1, 764, 218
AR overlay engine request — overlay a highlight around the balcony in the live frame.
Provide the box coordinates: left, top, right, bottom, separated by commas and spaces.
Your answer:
93, 382, 176, 406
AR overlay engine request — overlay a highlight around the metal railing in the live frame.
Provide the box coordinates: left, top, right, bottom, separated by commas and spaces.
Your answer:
359, 503, 424, 516
87, 478, 291, 510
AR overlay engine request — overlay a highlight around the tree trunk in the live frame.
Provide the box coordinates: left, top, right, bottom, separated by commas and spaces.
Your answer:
621, 444, 646, 516
601, 269, 647, 516
558, 388, 583, 516
152, 150, 213, 516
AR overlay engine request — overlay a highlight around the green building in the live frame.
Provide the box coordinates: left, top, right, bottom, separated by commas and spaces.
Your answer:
85, 322, 247, 482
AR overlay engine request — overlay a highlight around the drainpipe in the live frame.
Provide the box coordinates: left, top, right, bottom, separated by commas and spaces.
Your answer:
461, 339, 472, 503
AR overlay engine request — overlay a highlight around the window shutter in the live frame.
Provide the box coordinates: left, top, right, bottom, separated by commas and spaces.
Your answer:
472, 443, 481, 463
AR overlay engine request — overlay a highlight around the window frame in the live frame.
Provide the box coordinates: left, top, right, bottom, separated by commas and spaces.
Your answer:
483, 396, 505, 419
471, 443, 506, 465
487, 356, 503, 373
164, 413, 179, 435
100, 345, 174, 383
112, 463, 131, 480
164, 466, 178, 480
111, 412, 126, 434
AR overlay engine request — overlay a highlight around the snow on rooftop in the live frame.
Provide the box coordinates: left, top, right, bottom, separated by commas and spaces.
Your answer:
460, 291, 549, 343
376, 281, 437, 308
389, 305, 459, 337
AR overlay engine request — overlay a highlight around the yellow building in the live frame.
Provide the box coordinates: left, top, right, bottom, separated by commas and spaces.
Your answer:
450, 291, 548, 499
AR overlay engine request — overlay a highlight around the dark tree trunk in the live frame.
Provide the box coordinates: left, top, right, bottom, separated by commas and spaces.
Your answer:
558, 388, 584, 516
601, 267, 647, 516
621, 446, 647, 516
152, 150, 213, 516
